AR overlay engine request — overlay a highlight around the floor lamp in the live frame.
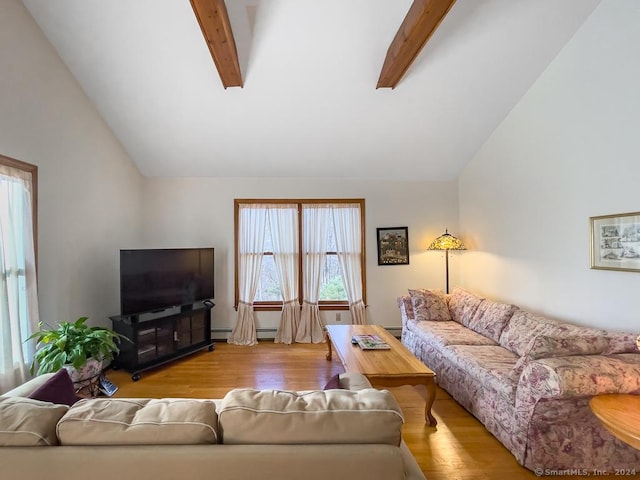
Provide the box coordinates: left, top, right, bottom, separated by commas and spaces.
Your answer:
427, 229, 466, 294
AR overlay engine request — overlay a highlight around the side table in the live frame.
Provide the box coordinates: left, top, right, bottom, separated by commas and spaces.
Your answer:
590, 394, 640, 450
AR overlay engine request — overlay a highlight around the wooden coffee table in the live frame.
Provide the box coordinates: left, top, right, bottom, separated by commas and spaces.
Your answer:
325, 324, 437, 426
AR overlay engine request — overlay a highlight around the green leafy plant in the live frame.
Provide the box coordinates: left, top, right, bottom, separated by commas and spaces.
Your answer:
27, 317, 129, 376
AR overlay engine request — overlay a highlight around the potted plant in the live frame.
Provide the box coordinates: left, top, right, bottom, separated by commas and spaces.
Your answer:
27, 317, 129, 384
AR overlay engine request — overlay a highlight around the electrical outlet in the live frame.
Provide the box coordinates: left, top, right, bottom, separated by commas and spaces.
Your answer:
336, 313, 342, 322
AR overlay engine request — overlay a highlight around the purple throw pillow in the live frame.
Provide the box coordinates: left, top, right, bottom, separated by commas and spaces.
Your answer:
28, 369, 80, 406
323, 374, 342, 390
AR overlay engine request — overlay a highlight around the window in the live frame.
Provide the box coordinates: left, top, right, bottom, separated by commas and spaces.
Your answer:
0, 154, 39, 393
234, 199, 366, 310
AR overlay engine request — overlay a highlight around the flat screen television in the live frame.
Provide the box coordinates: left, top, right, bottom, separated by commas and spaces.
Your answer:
120, 248, 214, 316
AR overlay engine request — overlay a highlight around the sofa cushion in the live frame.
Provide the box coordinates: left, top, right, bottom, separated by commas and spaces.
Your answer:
0, 397, 69, 446
604, 332, 640, 354
411, 320, 497, 348
511, 335, 611, 377
523, 334, 610, 360
57, 398, 218, 445
467, 300, 518, 343
337, 372, 374, 391
440, 345, 519, 403
218, 388, 404, 446
448, 288, 484, 326
498, 310, 572, 356
27, 369, 79, 406
408, 289, 451, 321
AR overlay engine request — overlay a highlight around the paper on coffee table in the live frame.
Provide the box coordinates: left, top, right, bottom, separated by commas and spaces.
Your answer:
353, 334, 391, 350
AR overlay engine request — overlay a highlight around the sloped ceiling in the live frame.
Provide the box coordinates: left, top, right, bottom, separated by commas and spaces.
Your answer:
22, 0, 600, 180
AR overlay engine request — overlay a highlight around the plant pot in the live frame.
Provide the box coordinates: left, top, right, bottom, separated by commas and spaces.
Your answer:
64, 357, 103, 390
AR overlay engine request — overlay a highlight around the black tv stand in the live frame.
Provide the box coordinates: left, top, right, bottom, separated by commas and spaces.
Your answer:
110, 303, 214, 381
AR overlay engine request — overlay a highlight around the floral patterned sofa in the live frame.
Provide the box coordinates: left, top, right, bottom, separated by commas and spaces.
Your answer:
398, 287, 640, 473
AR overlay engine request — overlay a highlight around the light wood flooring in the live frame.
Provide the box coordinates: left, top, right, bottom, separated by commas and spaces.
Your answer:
106, 341, 584, 480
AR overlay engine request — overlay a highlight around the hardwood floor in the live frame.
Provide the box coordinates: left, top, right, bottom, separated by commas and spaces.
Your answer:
106, 341, 575, 480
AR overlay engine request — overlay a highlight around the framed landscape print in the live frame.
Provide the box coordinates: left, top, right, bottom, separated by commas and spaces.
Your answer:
590, 212, 640, 272
376, 227, 409, 265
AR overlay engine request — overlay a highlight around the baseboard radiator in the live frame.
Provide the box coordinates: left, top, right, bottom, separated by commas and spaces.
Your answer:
210, 326, 402, 341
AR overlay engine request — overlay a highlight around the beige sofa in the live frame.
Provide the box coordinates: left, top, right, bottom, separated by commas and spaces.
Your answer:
399, 287, 640, 473
0, 372, 425, 480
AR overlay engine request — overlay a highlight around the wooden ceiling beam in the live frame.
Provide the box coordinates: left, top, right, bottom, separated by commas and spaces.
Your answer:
377, 0, 456, 89
190, 0, 243, 88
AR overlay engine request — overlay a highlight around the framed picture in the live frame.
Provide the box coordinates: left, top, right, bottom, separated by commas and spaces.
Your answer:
376, 227, 409, 265
590, 212, 640, 272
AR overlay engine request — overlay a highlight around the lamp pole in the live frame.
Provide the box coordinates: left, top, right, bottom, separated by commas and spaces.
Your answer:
444, 248, 450, 294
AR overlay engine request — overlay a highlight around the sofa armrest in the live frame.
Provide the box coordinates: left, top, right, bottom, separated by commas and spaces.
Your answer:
338, 372, 373, 391
1, 373, 56, 398
399, 440, 427, 480
516, 354, 640, 407
397, 296, 414, 330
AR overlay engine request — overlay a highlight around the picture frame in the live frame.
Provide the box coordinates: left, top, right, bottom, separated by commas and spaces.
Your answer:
376, 227, 409, 265
590, 212, 640, 272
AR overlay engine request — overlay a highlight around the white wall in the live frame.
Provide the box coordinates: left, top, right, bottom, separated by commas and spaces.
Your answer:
141, 177, 459, 336
0, 0, 144, 327
459, 0, 640, 332
9, 0, 635, 338
1, 0, 461, 335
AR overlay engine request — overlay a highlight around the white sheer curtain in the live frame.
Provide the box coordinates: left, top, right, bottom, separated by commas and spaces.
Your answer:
332, 204, 367, 325
0, 165, 39, 393
270, 205, 300, 345
296, 205, 330, 343
228, 205, 267, 346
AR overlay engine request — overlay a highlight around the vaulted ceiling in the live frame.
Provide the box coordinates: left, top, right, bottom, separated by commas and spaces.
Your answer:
22, 0, 601, 180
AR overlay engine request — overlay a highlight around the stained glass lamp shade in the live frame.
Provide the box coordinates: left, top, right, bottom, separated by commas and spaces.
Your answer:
427, 229, 466, 294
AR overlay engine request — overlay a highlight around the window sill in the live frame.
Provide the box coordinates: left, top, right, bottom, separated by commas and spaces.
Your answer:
248, 303, 350, 312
